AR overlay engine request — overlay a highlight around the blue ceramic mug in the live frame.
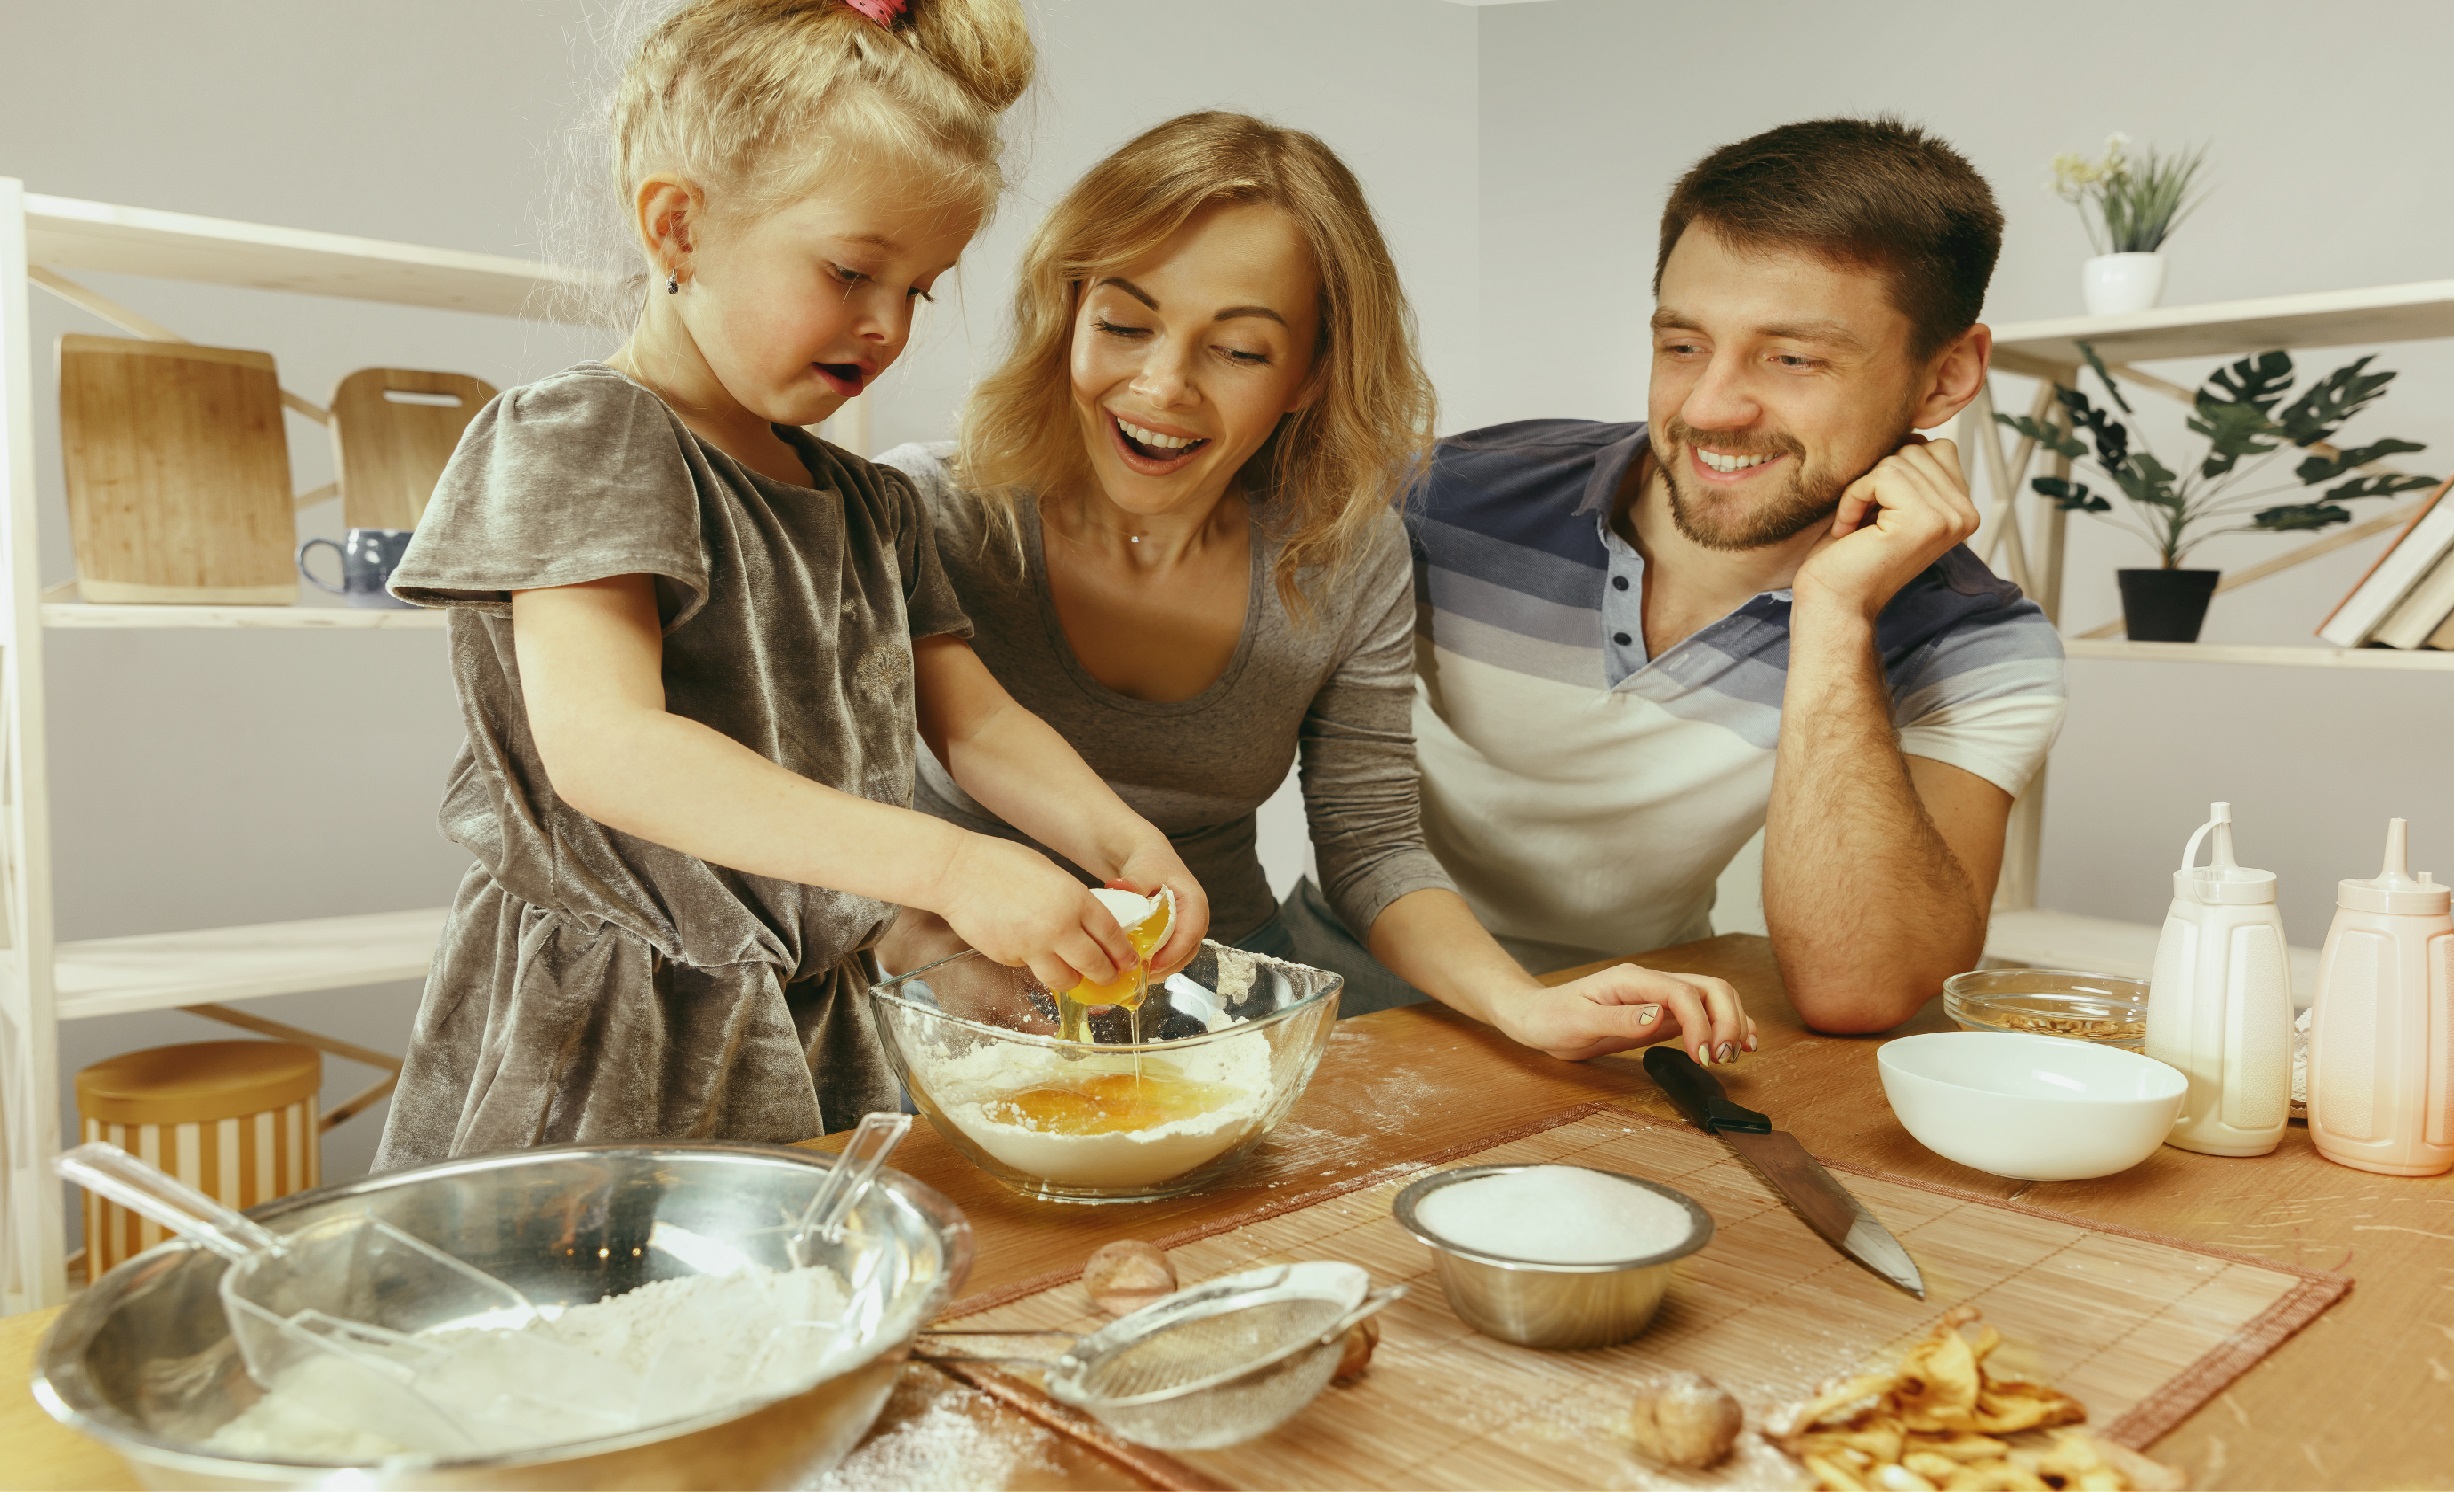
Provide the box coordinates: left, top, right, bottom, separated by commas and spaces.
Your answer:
298, 528, 414, 609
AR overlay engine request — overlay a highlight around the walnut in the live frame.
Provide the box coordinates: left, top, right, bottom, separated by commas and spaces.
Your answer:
1628, 1372, 1743, 1469
1080, 1239, 1176, 1317
1332, 1315, 1380, 1383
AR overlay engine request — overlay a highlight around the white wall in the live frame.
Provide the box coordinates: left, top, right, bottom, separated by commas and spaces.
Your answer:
1476, 0, 2454, 947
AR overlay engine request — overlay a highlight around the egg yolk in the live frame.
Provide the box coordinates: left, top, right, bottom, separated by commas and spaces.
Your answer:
984, 1068, 1243, 1135
1055, 897, 1171, 1042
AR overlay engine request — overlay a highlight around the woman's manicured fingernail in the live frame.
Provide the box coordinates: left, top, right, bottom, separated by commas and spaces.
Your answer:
1744, 1036, 1758, 1053
1637, 1005, 1659, 1026
1717, 1043, 1736, 1064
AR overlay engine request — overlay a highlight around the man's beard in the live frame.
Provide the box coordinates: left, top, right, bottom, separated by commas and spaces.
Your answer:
1657, 415, 1857, 552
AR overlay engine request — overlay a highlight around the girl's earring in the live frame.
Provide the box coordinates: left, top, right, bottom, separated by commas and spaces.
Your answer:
665, 271, 679, 296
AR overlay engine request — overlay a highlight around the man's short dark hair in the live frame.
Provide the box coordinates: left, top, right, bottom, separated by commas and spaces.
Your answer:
1656, 117, 2003, 358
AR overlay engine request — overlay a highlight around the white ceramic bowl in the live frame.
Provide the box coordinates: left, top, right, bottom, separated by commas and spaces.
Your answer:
1878, 1031, 2187, 1181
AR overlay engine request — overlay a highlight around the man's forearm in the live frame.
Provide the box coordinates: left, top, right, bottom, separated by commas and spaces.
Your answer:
1765, 603, 1985, 1031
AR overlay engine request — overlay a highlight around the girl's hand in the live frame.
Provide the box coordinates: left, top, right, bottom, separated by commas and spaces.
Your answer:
934, 836, 1136, 994
1109, 842, 1209, 977
1495, 964, 1755, 1065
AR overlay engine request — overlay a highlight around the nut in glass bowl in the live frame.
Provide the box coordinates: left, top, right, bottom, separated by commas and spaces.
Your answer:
1943, 968, 2149, 1050
868, 912, 1341, 1204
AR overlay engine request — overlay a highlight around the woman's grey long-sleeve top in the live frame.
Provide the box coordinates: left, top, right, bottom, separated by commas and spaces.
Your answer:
879, 442, 1454, 943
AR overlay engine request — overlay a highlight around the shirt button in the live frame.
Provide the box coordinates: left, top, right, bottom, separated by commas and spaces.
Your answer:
1613, 631, 1633, 646
1612, 575, 1630, 591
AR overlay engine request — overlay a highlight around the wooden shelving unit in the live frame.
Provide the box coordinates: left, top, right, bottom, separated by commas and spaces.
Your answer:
2061, 638, 2454, 671
42, 602, 449, 630
1968, 280, 2454, 972
0, 180, 606, 1312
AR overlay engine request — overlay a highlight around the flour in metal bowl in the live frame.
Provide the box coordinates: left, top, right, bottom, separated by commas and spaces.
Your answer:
1413, 1165, 1699, 1264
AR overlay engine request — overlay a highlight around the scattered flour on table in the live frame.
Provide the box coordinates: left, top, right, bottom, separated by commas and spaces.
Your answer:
208, 1264, 851, 1463
811, 1389, 1033, 1491
1416, 1165, 1697, 1264
915, 1029, 1275, 1189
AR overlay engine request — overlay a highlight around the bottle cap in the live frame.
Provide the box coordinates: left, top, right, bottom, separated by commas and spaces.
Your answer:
2174, 802, 2277, 906
2337, 818, 2451, 915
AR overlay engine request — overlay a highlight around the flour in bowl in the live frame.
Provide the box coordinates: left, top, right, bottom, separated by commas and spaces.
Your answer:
1415, 1166, 1698, 1264
207, 1263, 853, 1463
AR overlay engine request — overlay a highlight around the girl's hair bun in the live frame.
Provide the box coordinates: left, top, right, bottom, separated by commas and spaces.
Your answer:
610, 0, 1035, 229
903, 0, 1034, 114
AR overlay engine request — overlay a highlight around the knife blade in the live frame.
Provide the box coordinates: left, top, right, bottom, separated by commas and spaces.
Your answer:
1642, 1045, 1925, 1298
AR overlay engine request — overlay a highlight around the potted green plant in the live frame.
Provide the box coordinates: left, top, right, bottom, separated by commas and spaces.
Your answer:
2051, 135, 2210, 315
1997, 344, 2438, 641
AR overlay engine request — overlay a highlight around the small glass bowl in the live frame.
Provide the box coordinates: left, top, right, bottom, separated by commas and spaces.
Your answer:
868, 913, 1341, 1204
1943, 968, 2149, 1051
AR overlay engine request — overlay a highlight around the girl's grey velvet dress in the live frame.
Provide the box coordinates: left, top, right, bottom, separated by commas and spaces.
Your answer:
372, 363, 970, 1170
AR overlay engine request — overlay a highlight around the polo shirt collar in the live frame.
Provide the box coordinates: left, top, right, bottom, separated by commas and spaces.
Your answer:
1584, 424, 1801, 688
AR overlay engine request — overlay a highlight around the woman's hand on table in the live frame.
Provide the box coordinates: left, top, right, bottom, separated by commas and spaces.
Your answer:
1109, 842, 1210, 978
1498, 964, 1756, 1065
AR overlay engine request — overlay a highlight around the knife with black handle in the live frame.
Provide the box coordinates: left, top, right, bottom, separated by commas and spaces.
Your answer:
1643, 1045, 1925, 1298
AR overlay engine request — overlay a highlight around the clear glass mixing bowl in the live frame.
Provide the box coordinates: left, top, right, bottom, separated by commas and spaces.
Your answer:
868, 915, 1341, 1204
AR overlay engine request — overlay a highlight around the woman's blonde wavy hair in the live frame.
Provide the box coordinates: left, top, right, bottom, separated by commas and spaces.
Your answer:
959, 111, 1437, 618
590, 0, 1030, 311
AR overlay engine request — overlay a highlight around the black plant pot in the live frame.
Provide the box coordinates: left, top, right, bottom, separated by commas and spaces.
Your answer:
2117, 568, 2220, 643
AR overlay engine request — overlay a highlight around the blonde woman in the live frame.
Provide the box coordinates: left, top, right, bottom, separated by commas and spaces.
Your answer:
882, 112, 1751, 1065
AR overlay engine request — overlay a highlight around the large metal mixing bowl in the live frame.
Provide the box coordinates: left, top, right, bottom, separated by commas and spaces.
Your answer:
35, 1144, 971, 1489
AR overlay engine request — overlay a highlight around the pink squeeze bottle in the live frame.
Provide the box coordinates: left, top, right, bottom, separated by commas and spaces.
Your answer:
2308, 818, 2454, 1177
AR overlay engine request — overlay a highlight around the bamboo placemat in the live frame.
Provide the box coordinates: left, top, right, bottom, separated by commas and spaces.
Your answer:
942, 1103, 2348, 1490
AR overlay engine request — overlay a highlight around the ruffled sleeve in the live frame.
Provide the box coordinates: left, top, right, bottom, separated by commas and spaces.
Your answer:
389, 364, 710, 632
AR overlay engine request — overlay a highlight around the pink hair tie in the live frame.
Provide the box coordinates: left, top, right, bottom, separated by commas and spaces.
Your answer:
843, 0, 905, 27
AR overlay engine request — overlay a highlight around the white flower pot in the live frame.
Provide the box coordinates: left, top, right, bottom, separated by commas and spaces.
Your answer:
2082, 252, 2167, 316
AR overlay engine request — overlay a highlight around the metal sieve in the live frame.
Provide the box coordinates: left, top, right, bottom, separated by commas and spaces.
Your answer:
927, 1261, 1399, 1451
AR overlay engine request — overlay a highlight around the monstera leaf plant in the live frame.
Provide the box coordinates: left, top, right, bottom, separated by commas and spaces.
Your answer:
1997, 343, 2438, 571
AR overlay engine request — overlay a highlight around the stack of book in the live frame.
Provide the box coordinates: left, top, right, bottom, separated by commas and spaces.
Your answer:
2318, 474, 2454, 648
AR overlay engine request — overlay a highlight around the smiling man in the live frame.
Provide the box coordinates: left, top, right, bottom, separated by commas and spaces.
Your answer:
1398, 117, 2066, 1033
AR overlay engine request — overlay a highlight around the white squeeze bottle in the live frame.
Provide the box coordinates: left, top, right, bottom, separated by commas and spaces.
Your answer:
2308, 819, 2454, 1177
2145, 802, 2292, 1157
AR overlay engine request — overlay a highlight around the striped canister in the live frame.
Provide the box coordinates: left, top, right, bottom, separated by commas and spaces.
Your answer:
75, 1040, 321, 1282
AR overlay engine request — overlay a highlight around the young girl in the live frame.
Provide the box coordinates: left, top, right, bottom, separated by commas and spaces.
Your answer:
374, 0, 1205, 1170
881, 112, 1752, 1066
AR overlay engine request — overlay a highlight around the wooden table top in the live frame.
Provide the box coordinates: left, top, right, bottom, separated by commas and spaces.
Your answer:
8, 933, 2449, 1490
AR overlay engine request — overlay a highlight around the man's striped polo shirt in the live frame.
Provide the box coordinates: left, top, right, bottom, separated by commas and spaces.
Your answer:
1403, 418, 2067, 973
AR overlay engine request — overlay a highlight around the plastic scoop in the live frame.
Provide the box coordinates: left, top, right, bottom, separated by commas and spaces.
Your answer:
55, 1142, 639, 1455
789, 1109, 913, 1265
620, 1112, 918, 1427
56, 1142, 515, 1450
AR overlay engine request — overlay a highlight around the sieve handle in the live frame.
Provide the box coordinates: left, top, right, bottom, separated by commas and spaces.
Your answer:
1315, 1285, 1406, 1345
54, 1141, 282, 1264
910, 1327, 1078, 1370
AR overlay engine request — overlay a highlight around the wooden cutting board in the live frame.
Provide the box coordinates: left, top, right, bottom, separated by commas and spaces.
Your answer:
945, 1104, 2348, 1490
328, 367, 496, 530
57, 334, 297, 604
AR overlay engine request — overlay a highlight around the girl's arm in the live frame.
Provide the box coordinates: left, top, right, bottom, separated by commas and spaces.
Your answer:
913, 636, 1210, 973
512, 575, 1136, 992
